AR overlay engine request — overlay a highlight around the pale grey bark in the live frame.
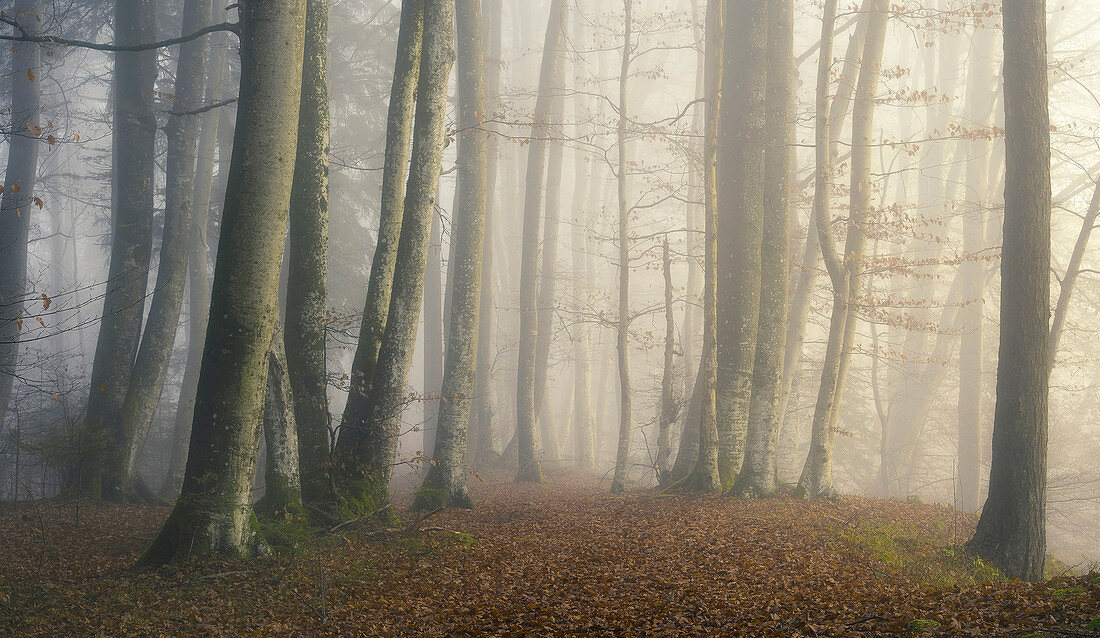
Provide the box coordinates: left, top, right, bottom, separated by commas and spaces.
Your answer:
286, 0, 333, 505
257, 324, 303, 518
415, 0, 487, 510
423, 210, 444, 459
117, 0, 212, 498
81, 0, 157, 499
656, 239, 676, 481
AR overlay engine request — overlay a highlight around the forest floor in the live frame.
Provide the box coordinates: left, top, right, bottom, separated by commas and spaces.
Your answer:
1, 471, 1099, 637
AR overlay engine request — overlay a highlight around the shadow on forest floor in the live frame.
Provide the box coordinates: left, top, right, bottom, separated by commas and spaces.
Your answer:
1, 471, 1098, 636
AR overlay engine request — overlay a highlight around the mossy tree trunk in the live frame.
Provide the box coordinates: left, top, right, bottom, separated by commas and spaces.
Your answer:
286, 0, 333, 506
966, 0, 1050, 583
335, 0, 424, 485
515, 0, 566, 483
141, 0, 307, 563
256, 324, 304, 519
331, 0, 455, 517
0, 0, 42, 431
415, 0, 487, 511
116, 0, 212, 501
81, 0, 157, 499
735, 0, 792, 498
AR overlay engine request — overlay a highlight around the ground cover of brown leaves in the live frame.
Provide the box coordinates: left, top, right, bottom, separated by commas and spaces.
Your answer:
1, 472, 1098, 636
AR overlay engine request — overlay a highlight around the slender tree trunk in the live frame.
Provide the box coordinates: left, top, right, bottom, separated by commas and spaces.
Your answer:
798, 0, 888, 499
423, 209, 444, 459
609, 0, 633, 495
81, 0, 157, 499
415, 0, 487, 510
336, 0, 424, 481
141, 0, 307, 563
0, 0, 42, 430
256, 324, 303, 519
1048, 180, 1100, 370
471, 0, 503, 466
516, 0, 566, 483
656, 239, 676, 482
735, 0, 792, 498
286, 0, 333, 505
331, 0, 455, 517
714, 0, 769, 486
162, 3, 229, 500
116, 0, 212, 500
967, 0, 1050, 582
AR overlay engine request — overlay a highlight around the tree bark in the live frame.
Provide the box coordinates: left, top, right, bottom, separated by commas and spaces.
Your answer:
967, 0, 1050, 582
116, 0, 212, 500
332, 0, 455, 517
656, 239, 676, 482
81, 0, 157, 499
515, 0, 566, 483
414, 0, 487, 511
735, 0, 792, 498
142, 0, 307, 563
423, 209, 444, 460
256, 324, 303, 519
286, 0, 333, 506
0, 0, 42, 431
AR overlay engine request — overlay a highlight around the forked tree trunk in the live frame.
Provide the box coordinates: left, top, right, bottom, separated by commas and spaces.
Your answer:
81, 0, 157, 499
966, 0, 1050, 583
714, 0, 769, 486
735, 0, 792, 498
286, 0, 333, 505
142, 0, 307, 563
609, 0, 633, 495
331, 0, 455, 517
516, 0, 567, 483
414, 0, 487, 511
0, 0, 42, 431
336, 0, 424, 482
116, 0, 212, 500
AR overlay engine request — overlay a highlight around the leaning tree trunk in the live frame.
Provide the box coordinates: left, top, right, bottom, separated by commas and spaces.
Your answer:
609, 0, 633, 495
714, 0, 769, 486
0, 0, 42, 431
331, 0, 455, 518
735, 0, 792, 498
81, 0, 157, 499
515, 0, 567, 483
414, 0, 487, 511
116, 0, 212, 501
798, 0, 887, 499
966, 0, 1050, 583
285, 0, 333, 506
140, 0, 307, 563
683, 0, 723, 494
162, 1, 230, 500
336, 0, 424, 480
255, 324, 303, 519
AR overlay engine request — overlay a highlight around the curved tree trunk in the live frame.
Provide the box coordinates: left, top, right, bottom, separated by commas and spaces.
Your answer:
286, 0, 333, 506
81, 0, 157, 499
331, 0, 455, 517
142, 0, 308, 563
116, 0, 212, 500
414, 0, 487, 511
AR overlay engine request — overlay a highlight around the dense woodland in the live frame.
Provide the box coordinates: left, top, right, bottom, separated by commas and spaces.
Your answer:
2, 0, 1100, 634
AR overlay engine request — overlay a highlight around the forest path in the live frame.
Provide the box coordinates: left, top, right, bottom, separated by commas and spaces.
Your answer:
1, 472, 1098, 636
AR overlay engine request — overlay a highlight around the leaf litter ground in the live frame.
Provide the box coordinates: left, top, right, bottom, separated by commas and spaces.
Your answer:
1, 471, 1098, 636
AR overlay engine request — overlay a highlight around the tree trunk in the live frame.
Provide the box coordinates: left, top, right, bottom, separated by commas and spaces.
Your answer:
516, 0, 566, 483
414, 0, 487, 511
81, 0, 157, 499
656, 239, 676, 482
423, 209, 445, 460
967, 0, 1050, 582
336, 0, 424, 482
286, 0, 333, 506
141, 0, 307, 563
331, 0, 455, 517
0, 0, 42, 430
714, 0, 769, 486
734, 0, 792, 498
116, 0, 212, 500
798, 0, 887, 499
256, 324, 303, 519
609, 0, 633, 495
161, 2, 229, 500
